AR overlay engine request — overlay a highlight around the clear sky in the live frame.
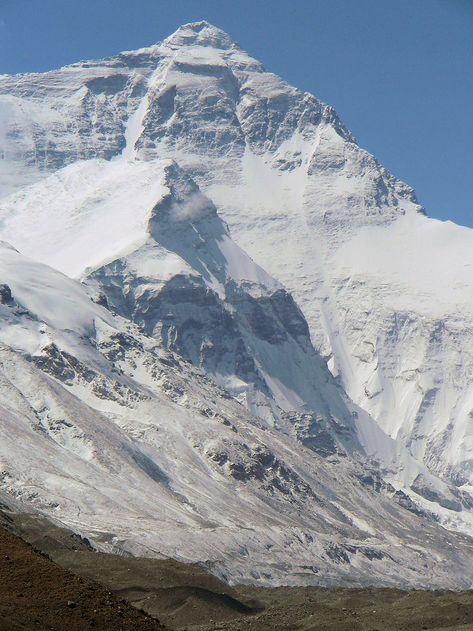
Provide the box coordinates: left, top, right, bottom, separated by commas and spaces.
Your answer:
0, 0, 471, 227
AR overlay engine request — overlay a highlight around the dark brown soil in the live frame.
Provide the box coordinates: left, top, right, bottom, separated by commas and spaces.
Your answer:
0, 525, 167, 631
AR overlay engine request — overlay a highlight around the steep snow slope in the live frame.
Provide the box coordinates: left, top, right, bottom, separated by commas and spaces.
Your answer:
0, 241, 473, 588
0, 159, 167, 276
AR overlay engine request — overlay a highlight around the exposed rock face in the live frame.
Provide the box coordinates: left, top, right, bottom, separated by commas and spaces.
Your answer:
0, 284, 12, 304
87, 162, 356, 444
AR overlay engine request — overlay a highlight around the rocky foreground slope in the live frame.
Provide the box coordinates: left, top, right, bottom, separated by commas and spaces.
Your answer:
2, 505, 473, 631
0, 21, 472, 587
0, 519, 164, 630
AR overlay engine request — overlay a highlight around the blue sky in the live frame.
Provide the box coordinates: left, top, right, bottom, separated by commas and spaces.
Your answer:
0, 0, 471, 227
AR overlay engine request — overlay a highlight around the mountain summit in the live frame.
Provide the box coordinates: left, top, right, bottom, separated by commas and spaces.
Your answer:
163, 20, 241, 49
0, 23, 472, 588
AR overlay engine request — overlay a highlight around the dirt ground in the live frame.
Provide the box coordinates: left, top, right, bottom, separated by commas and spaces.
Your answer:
58, 551, 473, 631
1, 507, 473, 631
0, 524, 166, 630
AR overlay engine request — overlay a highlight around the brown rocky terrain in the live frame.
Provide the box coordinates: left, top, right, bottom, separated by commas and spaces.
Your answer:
0, 519, 166, 630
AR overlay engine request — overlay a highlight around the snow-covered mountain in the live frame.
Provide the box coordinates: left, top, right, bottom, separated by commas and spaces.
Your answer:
0, 20, 472, 585
1, 240, 473, 589
0, 154, 358, 444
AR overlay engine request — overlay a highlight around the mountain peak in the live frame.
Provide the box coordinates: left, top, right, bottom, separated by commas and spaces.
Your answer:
164, 20, 239, 50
